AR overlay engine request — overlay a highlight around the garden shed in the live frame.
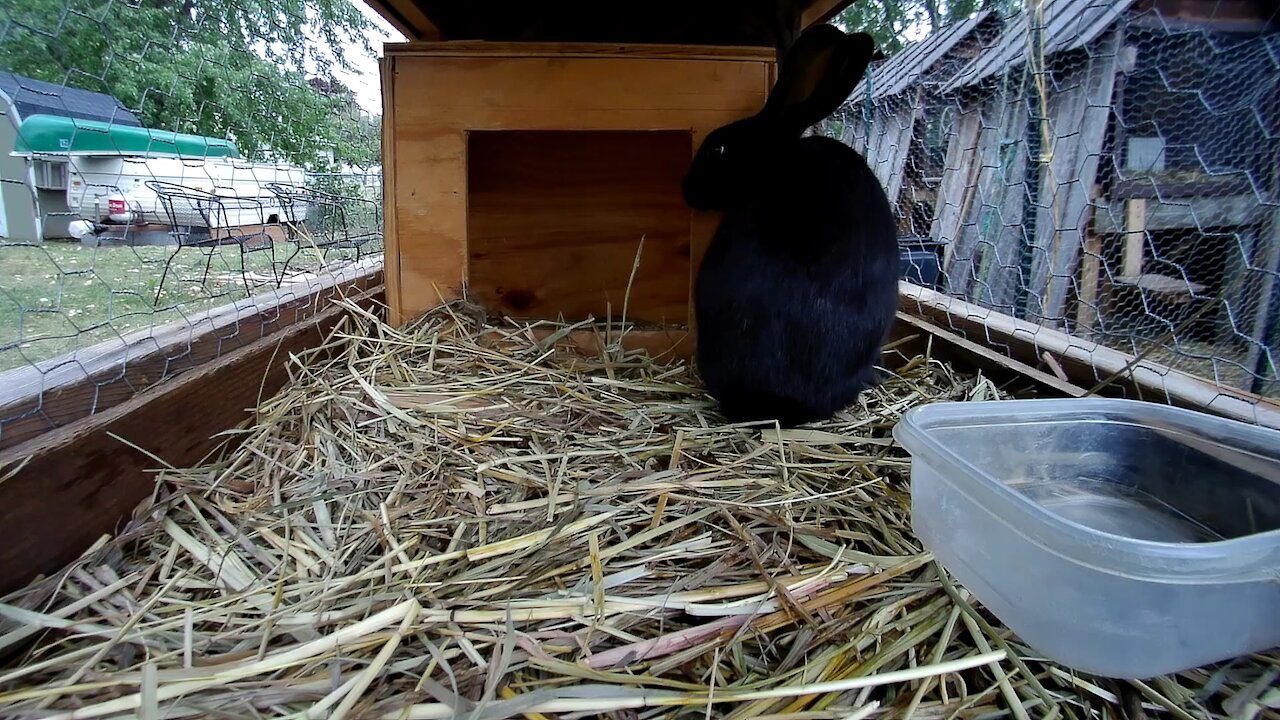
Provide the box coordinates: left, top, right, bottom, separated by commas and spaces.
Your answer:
930, 0, 1280, 397
373, 0, 856, 346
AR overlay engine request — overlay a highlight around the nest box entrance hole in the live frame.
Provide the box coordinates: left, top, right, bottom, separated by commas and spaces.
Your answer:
466, 130, 694, 326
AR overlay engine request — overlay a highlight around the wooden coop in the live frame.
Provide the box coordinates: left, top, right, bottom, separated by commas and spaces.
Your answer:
3, 1, 1280, 714
372, 0, 859, 359
2, 0, 1277, 597
931, 0, 1280, 379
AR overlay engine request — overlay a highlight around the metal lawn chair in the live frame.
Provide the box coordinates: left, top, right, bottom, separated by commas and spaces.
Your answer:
265, 182, 380, 281
146, 180, 281, 305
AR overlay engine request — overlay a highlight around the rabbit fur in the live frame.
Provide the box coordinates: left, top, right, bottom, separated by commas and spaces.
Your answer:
683, 24, 899, 428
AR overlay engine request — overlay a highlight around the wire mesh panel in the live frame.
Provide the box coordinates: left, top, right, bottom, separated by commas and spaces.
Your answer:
829, 0, 1280, 417
5, 0, 1279, 441
0, 0, 393, 444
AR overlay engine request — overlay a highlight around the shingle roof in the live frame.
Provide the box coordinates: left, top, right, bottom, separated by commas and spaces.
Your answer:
0, 71, 141, 126
944, 0, 1138, 91
853, 10, 997, 100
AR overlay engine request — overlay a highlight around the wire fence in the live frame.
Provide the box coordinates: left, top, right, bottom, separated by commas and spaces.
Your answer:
824, 0, 1280, 413
0, 0, 387, 444
2, 0, 1279, 445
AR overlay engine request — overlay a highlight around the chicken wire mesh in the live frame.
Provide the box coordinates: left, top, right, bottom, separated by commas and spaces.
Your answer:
0, 0, 390, 444
3, 0, 1278, 446
826, 0, 1280, 412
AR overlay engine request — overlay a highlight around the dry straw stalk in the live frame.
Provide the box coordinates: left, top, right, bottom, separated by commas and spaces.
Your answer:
0, 300, 1275, 719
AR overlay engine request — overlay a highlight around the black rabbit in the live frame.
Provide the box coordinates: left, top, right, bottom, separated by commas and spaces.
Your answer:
683, 24, 898, 428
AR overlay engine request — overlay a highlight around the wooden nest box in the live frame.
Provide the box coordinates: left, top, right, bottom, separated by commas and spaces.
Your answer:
371, 0, 855, 353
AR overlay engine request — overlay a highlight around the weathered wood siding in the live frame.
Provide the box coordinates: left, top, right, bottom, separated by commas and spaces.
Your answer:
933, 33, 1119, 323
935, 87, 1030, 317
1025, 31, 1121, 326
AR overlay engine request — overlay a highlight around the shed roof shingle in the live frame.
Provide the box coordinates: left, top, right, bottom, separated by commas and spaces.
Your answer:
0, 72, 141, 126
853, 10, 997, 100
944, 0, 1138, 91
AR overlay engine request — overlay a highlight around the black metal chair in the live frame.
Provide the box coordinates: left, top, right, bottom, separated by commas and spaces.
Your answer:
146, 180, 280, 305
265, 182, 381, 281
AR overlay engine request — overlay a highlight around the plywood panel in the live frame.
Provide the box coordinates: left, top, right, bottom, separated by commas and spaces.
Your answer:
531, 327, 695, 362
392, 126, 468, 316
385, 44, 773, 327
468, 131, 692, 324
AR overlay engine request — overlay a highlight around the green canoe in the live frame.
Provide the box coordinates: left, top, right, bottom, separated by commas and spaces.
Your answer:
13, 114, 241, 159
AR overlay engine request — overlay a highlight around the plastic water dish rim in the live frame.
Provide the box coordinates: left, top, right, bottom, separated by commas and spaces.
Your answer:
893, 398, 1280, 584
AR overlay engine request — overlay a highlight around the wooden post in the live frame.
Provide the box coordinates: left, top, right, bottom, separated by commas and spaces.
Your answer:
1122, 197, 1147, 278
380, 55, 404, 326
1076, 229, 1104, 336
1247, 205, 1280, 394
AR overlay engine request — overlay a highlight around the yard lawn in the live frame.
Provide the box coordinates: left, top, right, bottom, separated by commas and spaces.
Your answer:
0, 239, 377, 373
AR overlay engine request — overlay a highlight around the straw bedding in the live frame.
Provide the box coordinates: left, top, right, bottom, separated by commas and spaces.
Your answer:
0, 300, 1276, 719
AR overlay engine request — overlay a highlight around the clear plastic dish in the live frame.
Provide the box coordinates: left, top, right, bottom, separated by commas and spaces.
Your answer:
894, 398, 1280, 678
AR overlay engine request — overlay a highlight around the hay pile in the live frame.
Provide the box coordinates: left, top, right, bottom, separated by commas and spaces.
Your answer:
0, 301, 1275, 719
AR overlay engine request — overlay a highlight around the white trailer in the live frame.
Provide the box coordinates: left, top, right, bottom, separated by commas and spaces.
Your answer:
12, 114, 306, 244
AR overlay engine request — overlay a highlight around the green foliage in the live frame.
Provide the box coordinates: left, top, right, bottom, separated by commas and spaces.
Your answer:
835, 0, 1016, 55
0, 0, 380, 169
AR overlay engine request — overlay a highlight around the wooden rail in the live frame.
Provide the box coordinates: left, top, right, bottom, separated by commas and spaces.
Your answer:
0, 270, 384, 594
0, 260, 383, 452
6, 274, 1272, 594
901, 282, 1280, 429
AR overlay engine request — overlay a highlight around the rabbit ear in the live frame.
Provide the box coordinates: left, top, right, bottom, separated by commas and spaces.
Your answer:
761, 25, 877, 134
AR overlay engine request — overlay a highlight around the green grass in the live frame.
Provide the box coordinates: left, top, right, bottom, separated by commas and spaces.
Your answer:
0, 238, 380, 373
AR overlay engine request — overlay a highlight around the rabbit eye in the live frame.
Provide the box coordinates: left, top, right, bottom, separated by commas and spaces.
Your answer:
711, 144, 726, 157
